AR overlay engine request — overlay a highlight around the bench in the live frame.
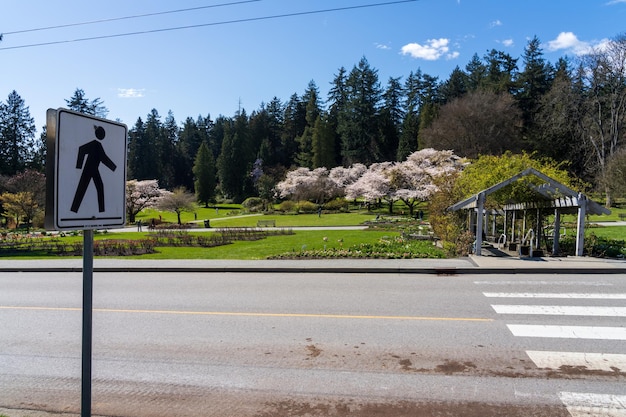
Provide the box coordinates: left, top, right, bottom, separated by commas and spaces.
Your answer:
257, 220, 276, 227
619, 213, 626, 221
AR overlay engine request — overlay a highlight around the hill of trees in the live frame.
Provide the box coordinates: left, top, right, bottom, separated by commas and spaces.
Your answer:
2, 33, 625, 209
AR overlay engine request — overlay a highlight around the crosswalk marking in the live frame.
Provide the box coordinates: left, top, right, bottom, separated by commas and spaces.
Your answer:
479, 279, 625, 416
474, 280, 613, 286
492, 305, 626, 317
559, 392, 626, 417
525, 351, 626, 372
507, 325, 626, 340
484, 292, 626, 299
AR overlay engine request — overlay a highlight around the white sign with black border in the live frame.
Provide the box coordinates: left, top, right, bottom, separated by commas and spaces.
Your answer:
46, 108, 127, 230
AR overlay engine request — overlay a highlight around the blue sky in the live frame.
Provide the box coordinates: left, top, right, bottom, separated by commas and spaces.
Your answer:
2, 0, 625, 134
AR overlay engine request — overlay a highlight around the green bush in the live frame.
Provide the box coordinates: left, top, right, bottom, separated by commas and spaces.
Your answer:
324, 198, 349, 212
297, 200, 318, 213
560, 233, 626, 258
242, 197, 264, 212
277, 200, 297, 213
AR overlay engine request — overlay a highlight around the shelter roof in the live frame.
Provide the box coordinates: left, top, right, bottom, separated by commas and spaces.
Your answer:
448, 168, 610, 216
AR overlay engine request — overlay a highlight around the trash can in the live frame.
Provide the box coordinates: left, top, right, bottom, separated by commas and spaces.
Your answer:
203, 219, 210, 228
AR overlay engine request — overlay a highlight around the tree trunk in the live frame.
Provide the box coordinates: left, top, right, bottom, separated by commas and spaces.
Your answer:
605, 184, 613, 208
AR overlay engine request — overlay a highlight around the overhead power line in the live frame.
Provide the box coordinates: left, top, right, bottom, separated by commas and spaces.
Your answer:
0, 0, 418, 51
2, 0, 262, 36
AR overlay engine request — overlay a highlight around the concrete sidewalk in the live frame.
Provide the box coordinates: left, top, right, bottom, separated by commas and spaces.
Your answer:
1, 255, 624, 274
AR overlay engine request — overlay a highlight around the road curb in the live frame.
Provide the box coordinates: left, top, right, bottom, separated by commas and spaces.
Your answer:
0, 266, 623, 274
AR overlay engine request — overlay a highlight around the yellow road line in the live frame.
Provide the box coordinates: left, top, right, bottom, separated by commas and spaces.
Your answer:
0, 306, 492, 322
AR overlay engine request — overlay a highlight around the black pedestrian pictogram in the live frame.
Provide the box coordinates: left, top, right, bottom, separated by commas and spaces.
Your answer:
70, 125, 117, 213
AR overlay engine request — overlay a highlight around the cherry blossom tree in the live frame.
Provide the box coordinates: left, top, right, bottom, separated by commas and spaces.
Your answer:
390, 148, 465, 215
345, 162, 396, 212
275, 167, 342, 204
126, 179, 163, 223
328, 163, 367, 188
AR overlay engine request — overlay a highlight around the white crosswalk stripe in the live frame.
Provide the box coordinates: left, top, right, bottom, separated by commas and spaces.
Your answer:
492, 305, 626, 316
484, 292, 626, 299
478, 279, 625, 416
559, 392, 626, 417
526, 351, 626, 372
507, 324, 626, 340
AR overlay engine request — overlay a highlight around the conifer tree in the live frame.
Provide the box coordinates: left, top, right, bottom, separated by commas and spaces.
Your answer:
0, 91, 37, 176
193, 141, 216, 207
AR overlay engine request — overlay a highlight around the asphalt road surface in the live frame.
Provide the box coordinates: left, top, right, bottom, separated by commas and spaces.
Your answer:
1, 271, 625, 417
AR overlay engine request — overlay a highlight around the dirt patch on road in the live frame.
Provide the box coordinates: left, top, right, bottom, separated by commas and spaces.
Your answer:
255, 399, 570, 417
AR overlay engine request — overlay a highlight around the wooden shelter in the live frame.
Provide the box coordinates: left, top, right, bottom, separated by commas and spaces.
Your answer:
448, 168, 611, 257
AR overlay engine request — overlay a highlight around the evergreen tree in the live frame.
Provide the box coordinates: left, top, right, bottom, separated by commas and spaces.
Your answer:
338, 57, 382, 165
295, 81, 322, 167
193, 141, 216, 207
250, 99, 284, 169
415, 74, 441, 149
176, 116, 207, 190
327, 67, 348, 166
0, 91, 37, 176
143, 109, 164, 181
217, 109, 253, 202
311, 114, 336, 168
397, 71, 424, 160
482, 49, 519, 94
65, 88, 108, 118
378, 76, 405, 161
440, 66, 469, 103
127, 117, 147, 180
397, 111, 419, 161
159, 110, 178, 189
282, 93, 306, 167
517, 36, 554, 150
465, 53, 487, 91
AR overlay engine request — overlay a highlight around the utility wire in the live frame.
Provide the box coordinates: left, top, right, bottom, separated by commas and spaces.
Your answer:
0, 0, 417, 51
2, 0, 262, 36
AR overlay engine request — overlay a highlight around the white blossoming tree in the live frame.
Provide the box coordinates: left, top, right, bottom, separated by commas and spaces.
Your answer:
275, 167, 342, 204
390, 148, 465, 216
125, 179, 163, 224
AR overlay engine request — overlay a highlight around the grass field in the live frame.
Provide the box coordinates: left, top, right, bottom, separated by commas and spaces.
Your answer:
1, 201, 623, 259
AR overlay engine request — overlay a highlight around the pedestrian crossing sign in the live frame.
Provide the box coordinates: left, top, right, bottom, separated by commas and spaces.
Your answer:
45, 108, 127, 230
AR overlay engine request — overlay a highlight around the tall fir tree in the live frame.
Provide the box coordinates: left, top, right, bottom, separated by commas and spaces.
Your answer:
193, 141, 216, 207
65, 88, 108, 118
311, 114, 336, 168
0, 90, 37, 176
378, 76, 405, 161
295, 81, 322, 167
516, 36, 554, 150
217, 110, 253, 202
338, 57, 382, 165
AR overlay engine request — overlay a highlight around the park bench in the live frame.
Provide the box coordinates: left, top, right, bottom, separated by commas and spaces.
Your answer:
257, 219, 276, 227
619, 213, 626, 221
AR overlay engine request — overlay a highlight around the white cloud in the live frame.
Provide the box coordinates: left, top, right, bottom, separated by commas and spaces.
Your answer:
117, 88, 145, 98
606, 0, 626, 4
401, 38, 458, 61
546, 32, 602, 55
375, 42, 391, 50
502, 39, 514, 47
548, 32, 591, 55
490, 20, 503, 28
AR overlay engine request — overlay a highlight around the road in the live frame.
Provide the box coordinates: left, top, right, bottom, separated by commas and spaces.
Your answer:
1, 271, 625, 417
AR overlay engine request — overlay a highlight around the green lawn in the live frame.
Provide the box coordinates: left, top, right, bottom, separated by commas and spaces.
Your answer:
136, 207, 379, 228
134, 230, 398, 260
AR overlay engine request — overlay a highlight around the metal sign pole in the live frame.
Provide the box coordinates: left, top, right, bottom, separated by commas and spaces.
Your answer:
81, 229, 94, 417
